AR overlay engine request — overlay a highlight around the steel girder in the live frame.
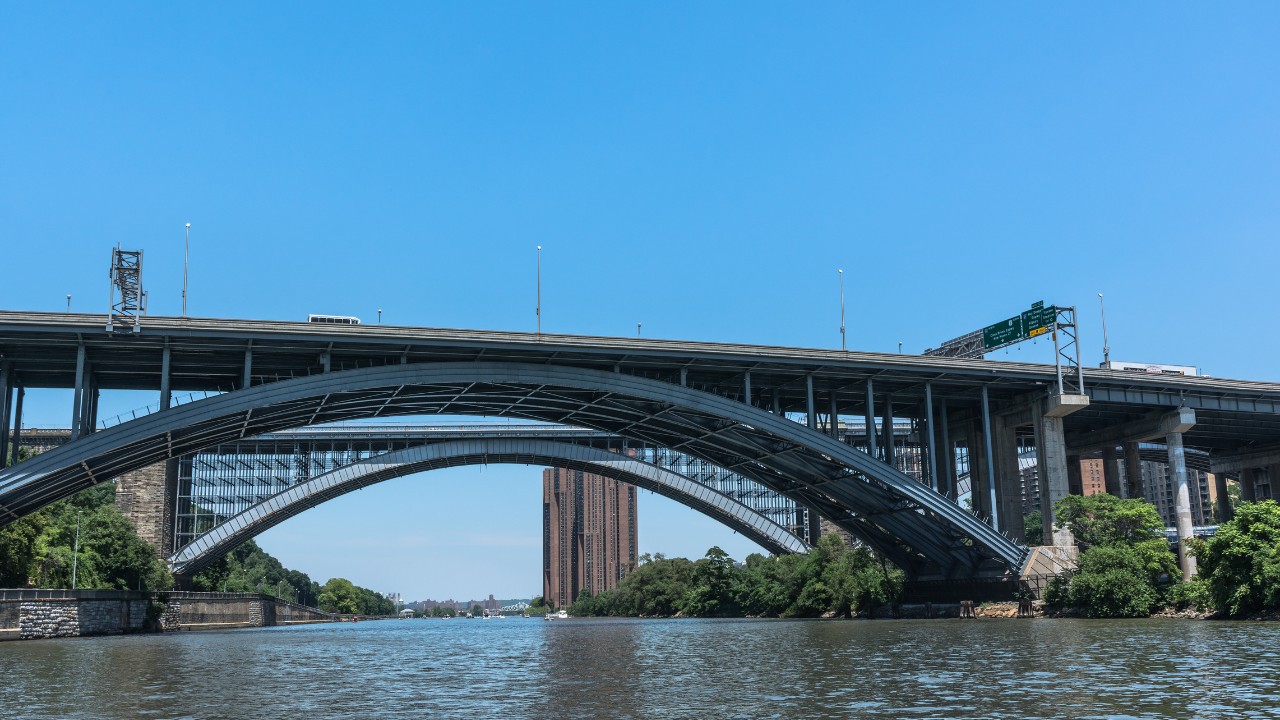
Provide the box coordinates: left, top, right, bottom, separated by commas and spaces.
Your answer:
168, 439, 810, 575
0, 362, 1028, 578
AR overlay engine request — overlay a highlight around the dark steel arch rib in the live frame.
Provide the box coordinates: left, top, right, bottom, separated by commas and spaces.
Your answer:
0, 362, 1028, 578
169, 439, 810, 575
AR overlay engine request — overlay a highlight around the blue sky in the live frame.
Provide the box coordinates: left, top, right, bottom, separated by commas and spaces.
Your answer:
3, 4, 1278, 600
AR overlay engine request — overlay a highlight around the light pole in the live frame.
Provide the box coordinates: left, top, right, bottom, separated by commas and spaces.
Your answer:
66, 294, 71, 312
838, 269, 846, 352
377, 308, 382, 324
536, 245, 542, 335
1098, 292, 1111, 367
637, 322, 641, 337
182, 223, 191, 317
71, 511, 81, 590
898, 341, 903, 354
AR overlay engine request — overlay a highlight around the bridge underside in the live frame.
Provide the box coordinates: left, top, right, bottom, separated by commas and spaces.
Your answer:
0, 362, 1028, 579
169, 438, 810, 575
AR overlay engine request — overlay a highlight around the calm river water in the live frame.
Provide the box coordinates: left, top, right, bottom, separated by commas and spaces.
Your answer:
2, 617, 1278, 719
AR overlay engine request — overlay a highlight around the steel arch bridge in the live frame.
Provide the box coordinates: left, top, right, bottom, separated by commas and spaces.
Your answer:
169, 438, 810, 575
0, 361, 1028, 579
167, 424, 814, 565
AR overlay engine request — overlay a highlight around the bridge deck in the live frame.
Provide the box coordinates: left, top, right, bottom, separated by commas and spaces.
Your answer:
2, 311, 1279, 452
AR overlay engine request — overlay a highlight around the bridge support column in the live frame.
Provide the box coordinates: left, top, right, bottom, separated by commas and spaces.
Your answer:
883, 394, 896, 468
115, 461, 177, 559
8, 385, 23, 466
805, 374, 816, 431
1214, 471, 1233, 523
0, 361, 11, 464
85, 374, 99, 434
1239, 468, 1257, 503
1167, 431, 1196, 580
938, 402, 953, 497
807, 507, 822, 545
924, 383, 938, 491
1101, 446, 1123, 497
829, 391, 839, 440
1124, 441, 1144, 500
160, 345, 172, 410
979, 386, 997, 530
70, 345, 86, 440
1033, 399, 1073, 546
864, 381, 878, 459
963, 419, 989, 520
1067, 454, 1083, 496
992, 414, 1024, 542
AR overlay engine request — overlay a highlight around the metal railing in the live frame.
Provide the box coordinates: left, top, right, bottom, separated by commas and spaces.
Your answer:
98, 390, 222, 430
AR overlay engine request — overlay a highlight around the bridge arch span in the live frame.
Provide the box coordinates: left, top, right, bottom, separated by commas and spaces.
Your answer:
0, 361, 1027, 578
169, 438, 810, 575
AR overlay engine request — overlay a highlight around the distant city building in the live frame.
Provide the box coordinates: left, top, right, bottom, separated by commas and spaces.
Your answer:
543, 468, 638, 608
1140, 461, 1219, 527
1017, 452, 1221, 527
1080, 458, 1106, 497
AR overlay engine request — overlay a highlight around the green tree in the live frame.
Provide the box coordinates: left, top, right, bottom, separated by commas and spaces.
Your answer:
680, 546, 741, 617
738, 552, 804, 617
13, 482, 173, 592
318, 578, 361, 614
1023, 511, 1044, 546
1046, 494, 1178, 617
1051, 544, 1160, 617
1055, 494, 1166, 548
0, 511, 47, 587
1196, 500, 1280, 617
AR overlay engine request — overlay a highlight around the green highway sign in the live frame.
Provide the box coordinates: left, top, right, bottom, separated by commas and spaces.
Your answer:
983, 300, 1057, 349
983, 316, 1024, 349
1021, 301, 1056, 338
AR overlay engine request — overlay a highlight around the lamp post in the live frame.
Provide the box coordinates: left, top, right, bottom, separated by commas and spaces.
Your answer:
536, 245, 542, 335
71, 511, 81, 589
1098, 292, 1111, 367
838, 269, 846, 352
377, 308, 382, 324
182, 223, 191, 317
66, 294, 71, 312
637, 322, 641, 337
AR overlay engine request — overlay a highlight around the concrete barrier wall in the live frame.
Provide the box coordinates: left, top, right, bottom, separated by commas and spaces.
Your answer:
0, 589, 337, 641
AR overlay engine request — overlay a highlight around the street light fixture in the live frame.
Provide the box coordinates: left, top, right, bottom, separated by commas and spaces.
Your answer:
1098, 292, 1111, 367
536, 245, 542, 335
838, 269, 846, 352
182, 223, 191, 317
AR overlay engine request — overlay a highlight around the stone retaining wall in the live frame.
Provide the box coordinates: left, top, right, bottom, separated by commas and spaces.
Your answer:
0, 590, 337, 641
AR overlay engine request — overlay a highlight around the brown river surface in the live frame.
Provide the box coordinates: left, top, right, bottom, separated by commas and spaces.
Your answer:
2, 617, 1278, 719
